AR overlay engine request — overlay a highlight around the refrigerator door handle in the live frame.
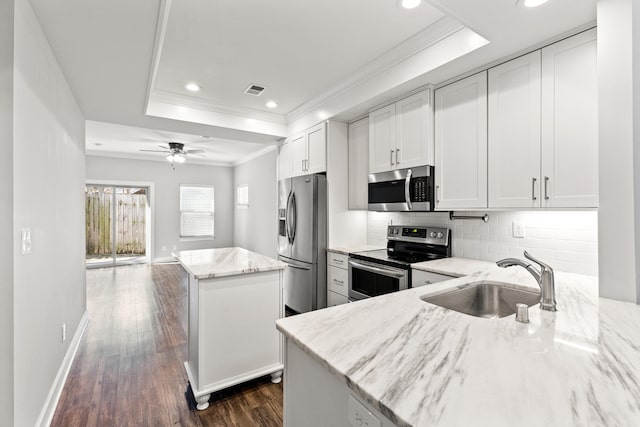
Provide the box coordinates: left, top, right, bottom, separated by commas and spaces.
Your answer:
289, 192, 297, 244
285, 263, 311, 271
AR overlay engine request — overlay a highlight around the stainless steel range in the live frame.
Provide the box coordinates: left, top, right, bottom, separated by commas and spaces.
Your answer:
348, 225, 451, 301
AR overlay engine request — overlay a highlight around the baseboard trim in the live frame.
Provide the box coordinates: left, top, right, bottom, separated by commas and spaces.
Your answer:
152, 256, 178, 264
36, 311, 90, 427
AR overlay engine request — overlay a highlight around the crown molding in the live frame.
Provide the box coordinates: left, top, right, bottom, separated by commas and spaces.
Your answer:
86, 150, 234, 167
285, 16, 463, 124
233, 145, 277, 166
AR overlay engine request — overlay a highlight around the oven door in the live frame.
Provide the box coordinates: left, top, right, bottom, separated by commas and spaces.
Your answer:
348, 258, 408, 300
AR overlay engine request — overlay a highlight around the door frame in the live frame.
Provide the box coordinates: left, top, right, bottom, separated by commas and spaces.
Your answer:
85, 179, 155, 267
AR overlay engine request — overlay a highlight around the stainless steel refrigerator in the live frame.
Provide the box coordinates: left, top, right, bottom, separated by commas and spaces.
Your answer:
278, 174, 327, 314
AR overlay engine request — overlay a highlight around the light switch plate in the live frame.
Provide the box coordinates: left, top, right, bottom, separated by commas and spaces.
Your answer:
21, 228, 32, 255
512, 221, 526, 238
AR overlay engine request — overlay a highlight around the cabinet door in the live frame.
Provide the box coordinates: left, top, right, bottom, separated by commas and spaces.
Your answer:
488, 51, 541, 208
290, 132, 306, 177
305, 122, 326, 174
434, 71, 488, 209
396, 89, 432, 168
369, 104, 396, 173
541, 29, 598, 208
278, 139, 292, 180
348, 118, 369, 210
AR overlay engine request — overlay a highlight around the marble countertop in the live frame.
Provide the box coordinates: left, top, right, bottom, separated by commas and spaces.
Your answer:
173, 247, 285, 279
328, 245, 386, 255
276, 258, 640, 426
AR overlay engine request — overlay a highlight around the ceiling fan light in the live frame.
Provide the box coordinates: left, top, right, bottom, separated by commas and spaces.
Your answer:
166, 154, 175, 163
174, 155, 186, 163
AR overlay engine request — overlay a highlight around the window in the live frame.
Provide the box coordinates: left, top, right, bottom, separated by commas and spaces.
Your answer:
180, 185, 214, 238
237, 184, 249, 206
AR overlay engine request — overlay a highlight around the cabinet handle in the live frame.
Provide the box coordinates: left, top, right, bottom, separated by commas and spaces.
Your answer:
544, 176, 550, 200
435, 185, 440, 204
305, 159, 308, 171
531, 177, 537, 201
333, 279, 344, 285
301, 159, 305, 171
396, 148, 399, 165
390, 150, 394, 165
333, 258, 344, 264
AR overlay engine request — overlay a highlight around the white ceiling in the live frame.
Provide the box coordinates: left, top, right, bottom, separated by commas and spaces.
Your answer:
28, 0, 597, 164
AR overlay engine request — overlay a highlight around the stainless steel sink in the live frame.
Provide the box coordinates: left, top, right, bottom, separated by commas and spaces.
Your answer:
421, 282, 540, 319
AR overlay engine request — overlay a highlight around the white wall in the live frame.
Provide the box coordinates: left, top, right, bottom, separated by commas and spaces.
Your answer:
233, 149, 278, 258
86, 156, 235, 259
597, 0, 640, 302
368, 211, 598, 276
0, 0, 14, 424
12, 0, 87, 425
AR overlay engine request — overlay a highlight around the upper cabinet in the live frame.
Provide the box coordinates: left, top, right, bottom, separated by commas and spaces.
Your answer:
434, 71, 488, 210
488, 51, 542, 208
488, 29, 598, 209
348, 117, 369, 210
287, 122, 327, 178
540, 29, 598, 208
369, 89, 432, 174
278, 138, 292, 180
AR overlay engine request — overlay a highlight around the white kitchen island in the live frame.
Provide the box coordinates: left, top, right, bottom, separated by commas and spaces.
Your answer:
174, 247, 285, 410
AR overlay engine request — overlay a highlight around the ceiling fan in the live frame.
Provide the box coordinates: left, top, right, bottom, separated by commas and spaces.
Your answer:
140, 142, 205, 166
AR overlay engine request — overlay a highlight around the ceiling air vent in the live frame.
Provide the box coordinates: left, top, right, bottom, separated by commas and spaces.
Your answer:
244, 84, 266, 96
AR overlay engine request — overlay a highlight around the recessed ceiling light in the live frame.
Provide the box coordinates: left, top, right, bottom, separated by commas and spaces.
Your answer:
266, 101, 278, 109
522, 0, 548, 7
401, 0, 421, 9
185, 83, 201, 92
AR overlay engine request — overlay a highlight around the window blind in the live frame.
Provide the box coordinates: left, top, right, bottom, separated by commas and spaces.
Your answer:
180, 185, 214, 237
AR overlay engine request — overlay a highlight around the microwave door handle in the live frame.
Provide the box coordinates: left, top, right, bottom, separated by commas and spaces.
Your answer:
349, 259, 406, 278
405, 169, 412, 210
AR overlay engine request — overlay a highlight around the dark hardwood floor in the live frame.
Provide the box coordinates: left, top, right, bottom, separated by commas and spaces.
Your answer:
51, 263, 283, 427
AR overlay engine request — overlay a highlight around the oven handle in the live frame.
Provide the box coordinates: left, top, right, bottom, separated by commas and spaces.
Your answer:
405, 168, 412, 211
348, 259, 406, 278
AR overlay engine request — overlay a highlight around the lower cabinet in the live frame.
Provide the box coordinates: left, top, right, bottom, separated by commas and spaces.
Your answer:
284, 339, 395, 427
411, 269, 456, 287
327, 250, 349, 306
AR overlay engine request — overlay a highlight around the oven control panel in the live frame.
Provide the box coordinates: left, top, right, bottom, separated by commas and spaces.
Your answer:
387, 225, 450, 246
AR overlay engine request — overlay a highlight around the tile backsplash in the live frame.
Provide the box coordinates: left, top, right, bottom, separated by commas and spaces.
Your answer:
368, 211, 598, 276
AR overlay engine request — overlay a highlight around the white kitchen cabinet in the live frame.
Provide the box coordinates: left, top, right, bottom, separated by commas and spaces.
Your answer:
348, 117, 369, 210
327, 290, 348, 307
327, 250, 348, 305
369, 104, 396, 174
488, 51, 542, 208
290, 132, 306, 176
541, 29, 598, 208
434, 71, 488, 210
412, 269, 456, 287
289, 123, 327, 177
306, 122, 327, 174
369, 89, 432, 174
487, 30, 597, 209
277, 138, 292, 180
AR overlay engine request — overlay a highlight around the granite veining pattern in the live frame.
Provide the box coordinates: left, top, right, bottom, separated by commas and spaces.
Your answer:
276, 259, 640, 426
173, 247, 285, 279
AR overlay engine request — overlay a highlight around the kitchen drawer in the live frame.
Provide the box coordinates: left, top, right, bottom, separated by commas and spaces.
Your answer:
328, 290, 348, 307
412, 270, 456, 288
328, 265, 348, 296
328, 252, 348, 270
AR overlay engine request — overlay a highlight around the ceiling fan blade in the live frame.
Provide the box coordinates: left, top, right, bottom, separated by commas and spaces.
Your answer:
186, 149, 206, 154
140, 149, 170, 153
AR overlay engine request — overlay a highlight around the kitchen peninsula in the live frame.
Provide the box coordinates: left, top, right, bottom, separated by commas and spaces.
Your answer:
174, 247, 285, 410
277, 259, 640, 426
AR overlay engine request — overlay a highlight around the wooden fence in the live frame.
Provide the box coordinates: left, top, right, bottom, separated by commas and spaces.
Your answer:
86, 192, 147, 256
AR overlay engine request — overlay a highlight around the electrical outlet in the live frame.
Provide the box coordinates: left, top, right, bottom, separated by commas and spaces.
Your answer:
21, 228, 32, 255
348, 395, 381, 427
512, 221, 526, 238
61, 323, 66, 343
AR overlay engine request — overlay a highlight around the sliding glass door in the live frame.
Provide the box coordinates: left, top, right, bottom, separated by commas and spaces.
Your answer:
85, 184, 150, 267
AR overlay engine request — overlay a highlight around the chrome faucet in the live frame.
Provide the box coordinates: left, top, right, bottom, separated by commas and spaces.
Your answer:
496, 251, 557, 312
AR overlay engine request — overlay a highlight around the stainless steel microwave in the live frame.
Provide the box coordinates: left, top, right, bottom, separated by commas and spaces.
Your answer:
368, 166, 434, 212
